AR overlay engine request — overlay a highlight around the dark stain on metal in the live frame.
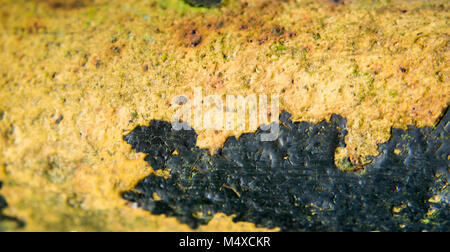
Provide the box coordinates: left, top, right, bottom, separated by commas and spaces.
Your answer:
122, 109, 449, 232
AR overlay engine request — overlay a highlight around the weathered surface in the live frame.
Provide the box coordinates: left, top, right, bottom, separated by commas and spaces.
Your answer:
123, 108, 449, 231
0, 0, 448, 231
0, 182, 24, 231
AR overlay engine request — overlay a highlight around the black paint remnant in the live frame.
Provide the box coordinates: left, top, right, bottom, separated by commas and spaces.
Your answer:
183, 0, 222, 8
123, 109, 449, 232
0, 182, 25, 231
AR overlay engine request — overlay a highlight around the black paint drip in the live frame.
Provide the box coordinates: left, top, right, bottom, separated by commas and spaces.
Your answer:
123, 109, 449, 232
0, 181, 25, 231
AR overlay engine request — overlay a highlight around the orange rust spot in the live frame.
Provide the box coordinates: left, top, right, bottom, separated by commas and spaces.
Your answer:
107, 42, 126, 56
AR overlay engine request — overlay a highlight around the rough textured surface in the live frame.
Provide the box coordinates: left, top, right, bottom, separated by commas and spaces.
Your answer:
0, 182, 24, 231
123, 108, 449, 232
183, 0, 222, 7
0, 0, 448, 231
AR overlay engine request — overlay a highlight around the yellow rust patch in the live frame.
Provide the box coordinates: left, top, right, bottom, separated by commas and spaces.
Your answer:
0, 0, 448, 231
